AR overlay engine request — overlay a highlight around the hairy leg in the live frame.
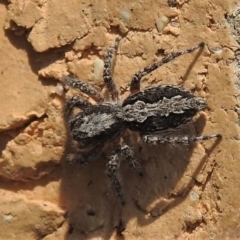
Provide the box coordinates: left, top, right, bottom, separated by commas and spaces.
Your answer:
106, 150, 124, 204
142, 133, 222, 145
67, 145, 103, 165
103, 38, 121, 100
62, 75, 104, 102
106, 144, 142, 205
63, 96, 91, 119
120, 144, 143, 175
130, 42, 205, 92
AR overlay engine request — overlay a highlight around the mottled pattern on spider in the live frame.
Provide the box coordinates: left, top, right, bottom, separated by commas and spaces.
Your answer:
62, 38, 221, 205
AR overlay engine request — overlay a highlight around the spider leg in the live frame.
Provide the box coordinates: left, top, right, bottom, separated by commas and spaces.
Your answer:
67, 145, 103, 165
106, 143, 143, 205
130, 42, 205, 92
62, 75, 104, 102
103, 38, 121, 100
142, 133, 222, 145
121, 144, 143, 175
63, 96, 91, 119
106, 149, 124, 205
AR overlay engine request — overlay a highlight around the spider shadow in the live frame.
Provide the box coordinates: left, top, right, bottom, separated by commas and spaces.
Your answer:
58, 40, 218, 240
59, 113, 221, 239
115, 115, 221, 228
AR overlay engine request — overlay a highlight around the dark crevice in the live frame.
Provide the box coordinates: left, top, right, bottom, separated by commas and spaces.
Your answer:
185, 219, 204, 233
201, 161, 216, 192
116, 219, 126, 237
0, 114, 47, 157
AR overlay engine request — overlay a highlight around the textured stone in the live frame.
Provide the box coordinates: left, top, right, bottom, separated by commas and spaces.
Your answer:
0, 99, 65, 181
0, 191, 65, 240
1, 0, 240, 239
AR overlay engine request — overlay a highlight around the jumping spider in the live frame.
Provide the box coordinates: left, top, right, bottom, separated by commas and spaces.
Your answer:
62, 38, 221, 205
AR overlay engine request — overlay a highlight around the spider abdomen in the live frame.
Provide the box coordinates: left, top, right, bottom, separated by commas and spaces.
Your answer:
121, 85, 206, 133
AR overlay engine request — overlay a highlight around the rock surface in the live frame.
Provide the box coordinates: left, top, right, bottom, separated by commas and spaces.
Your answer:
0, 0, 240, 239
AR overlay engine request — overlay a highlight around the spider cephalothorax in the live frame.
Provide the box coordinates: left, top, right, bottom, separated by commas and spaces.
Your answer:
62, 38, 221, 205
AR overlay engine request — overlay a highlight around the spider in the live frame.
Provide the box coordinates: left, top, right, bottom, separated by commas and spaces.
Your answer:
62, 38, 221, 205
